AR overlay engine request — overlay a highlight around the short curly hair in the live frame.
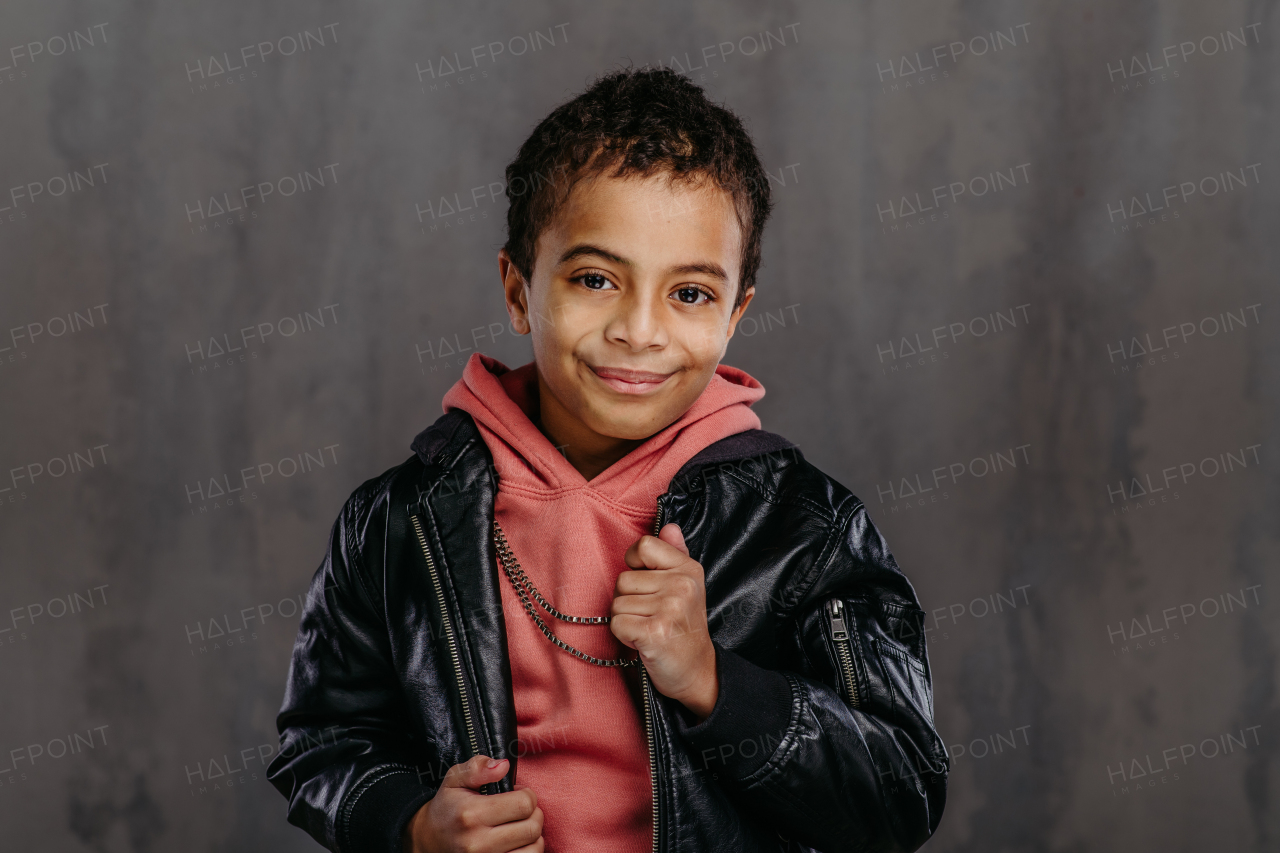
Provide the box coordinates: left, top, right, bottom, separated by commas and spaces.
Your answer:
501, 66, 773, 310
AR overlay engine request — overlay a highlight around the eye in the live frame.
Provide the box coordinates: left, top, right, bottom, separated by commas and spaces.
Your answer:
673, 286, 715, 306
571, 271, 615, 291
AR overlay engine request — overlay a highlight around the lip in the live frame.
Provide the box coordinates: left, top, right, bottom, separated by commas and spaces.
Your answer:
589, 364, 676, 395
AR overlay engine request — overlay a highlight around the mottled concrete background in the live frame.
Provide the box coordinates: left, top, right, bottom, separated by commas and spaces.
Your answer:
0, 1, 1276, 850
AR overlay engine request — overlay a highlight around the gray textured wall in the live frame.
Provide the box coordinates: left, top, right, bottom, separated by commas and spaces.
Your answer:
1, 0, 1276, 850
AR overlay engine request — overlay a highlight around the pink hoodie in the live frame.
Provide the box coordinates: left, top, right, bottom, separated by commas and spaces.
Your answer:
441, 352, 765, 852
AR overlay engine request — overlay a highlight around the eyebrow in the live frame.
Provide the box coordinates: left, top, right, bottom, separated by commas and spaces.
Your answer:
556, 243, 729, 282
669, 261, 729, 282
558, 243, 631, 268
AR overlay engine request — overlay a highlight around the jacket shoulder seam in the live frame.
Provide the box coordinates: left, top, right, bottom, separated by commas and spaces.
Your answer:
711, 460, 863, 611
788, 499, 864, 608
340, 458, 423, 610
714, 459, 842, 525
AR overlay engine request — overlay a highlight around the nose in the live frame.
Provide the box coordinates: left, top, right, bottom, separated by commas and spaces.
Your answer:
604, 288, 668, 352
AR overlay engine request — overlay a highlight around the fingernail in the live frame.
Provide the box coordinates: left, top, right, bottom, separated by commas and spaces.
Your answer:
486, 758, 502, 768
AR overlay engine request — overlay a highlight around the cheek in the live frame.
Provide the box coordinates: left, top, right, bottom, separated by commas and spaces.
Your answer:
527, 297, 573, 357
685, 319, 730, 358
675, 328, 727, 384
541, 299, 600, 350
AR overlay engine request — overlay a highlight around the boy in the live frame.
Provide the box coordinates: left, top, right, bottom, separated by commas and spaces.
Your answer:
268, 67, 947, 853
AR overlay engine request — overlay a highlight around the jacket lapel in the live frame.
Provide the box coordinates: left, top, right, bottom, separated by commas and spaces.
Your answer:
419, 419, 520, 791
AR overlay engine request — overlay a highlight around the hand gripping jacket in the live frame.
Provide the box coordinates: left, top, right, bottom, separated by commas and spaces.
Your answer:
268, 410, 948, 853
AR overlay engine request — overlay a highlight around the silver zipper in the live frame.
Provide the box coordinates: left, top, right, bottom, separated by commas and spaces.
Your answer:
641, 497, 664, 853
409, 509, 481, 761
826, 598, 860, 708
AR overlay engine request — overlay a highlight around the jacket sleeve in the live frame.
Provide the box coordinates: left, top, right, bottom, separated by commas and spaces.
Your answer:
267, 478, 435, 853
672, 500, 948, 853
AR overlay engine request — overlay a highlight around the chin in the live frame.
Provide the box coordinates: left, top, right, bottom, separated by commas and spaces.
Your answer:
588, 409, 672, 442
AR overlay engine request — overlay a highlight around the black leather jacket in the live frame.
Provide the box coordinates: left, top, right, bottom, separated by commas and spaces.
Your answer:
268, 409, 948, 853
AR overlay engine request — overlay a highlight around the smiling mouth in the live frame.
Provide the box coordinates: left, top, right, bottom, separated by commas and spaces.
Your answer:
589, 365, 676, 395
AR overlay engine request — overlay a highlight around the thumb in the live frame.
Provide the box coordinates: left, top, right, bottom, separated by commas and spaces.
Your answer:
441, 755, 508, 790
658, 522, 688, 556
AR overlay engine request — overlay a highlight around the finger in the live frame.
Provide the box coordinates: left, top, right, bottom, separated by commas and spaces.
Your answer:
440, 755, 509, 790
617, 567, 700, 604
512, 783, 538, 809
473, 787, 539, 826
611, 593, 662, 618
508, 838, 545, 853
614, 569, 663, 597
658, 522, 689, 555
488, 806, 544, 850
623, 534, 688, 571
496, 809, 542, 850
609, 613, 647, 648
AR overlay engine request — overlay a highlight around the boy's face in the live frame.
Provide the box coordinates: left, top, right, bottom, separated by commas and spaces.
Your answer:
500, 172, 755, 442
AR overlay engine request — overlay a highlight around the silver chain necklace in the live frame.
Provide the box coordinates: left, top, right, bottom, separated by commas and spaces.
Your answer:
493, 519, 639, 668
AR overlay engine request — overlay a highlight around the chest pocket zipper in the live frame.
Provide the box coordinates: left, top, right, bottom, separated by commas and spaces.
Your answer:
825, 598, 861, 709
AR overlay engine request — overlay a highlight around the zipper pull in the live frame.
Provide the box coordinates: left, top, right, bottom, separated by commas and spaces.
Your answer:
827, 598, 849, 641
826, 598, 861, 709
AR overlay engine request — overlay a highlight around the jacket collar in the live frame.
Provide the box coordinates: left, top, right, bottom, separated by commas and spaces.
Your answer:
410, 408, 798, 493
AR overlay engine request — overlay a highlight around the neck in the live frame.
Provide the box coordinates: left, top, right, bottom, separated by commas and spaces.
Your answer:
534, 369, 644, 481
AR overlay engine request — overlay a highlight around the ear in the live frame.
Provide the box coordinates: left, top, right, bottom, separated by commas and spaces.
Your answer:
498, 249, 531, 335
723, 285, 756, 345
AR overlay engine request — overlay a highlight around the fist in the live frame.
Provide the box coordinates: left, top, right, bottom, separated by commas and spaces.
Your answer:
611, 523, 719, 720
402, 755, 543, 853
